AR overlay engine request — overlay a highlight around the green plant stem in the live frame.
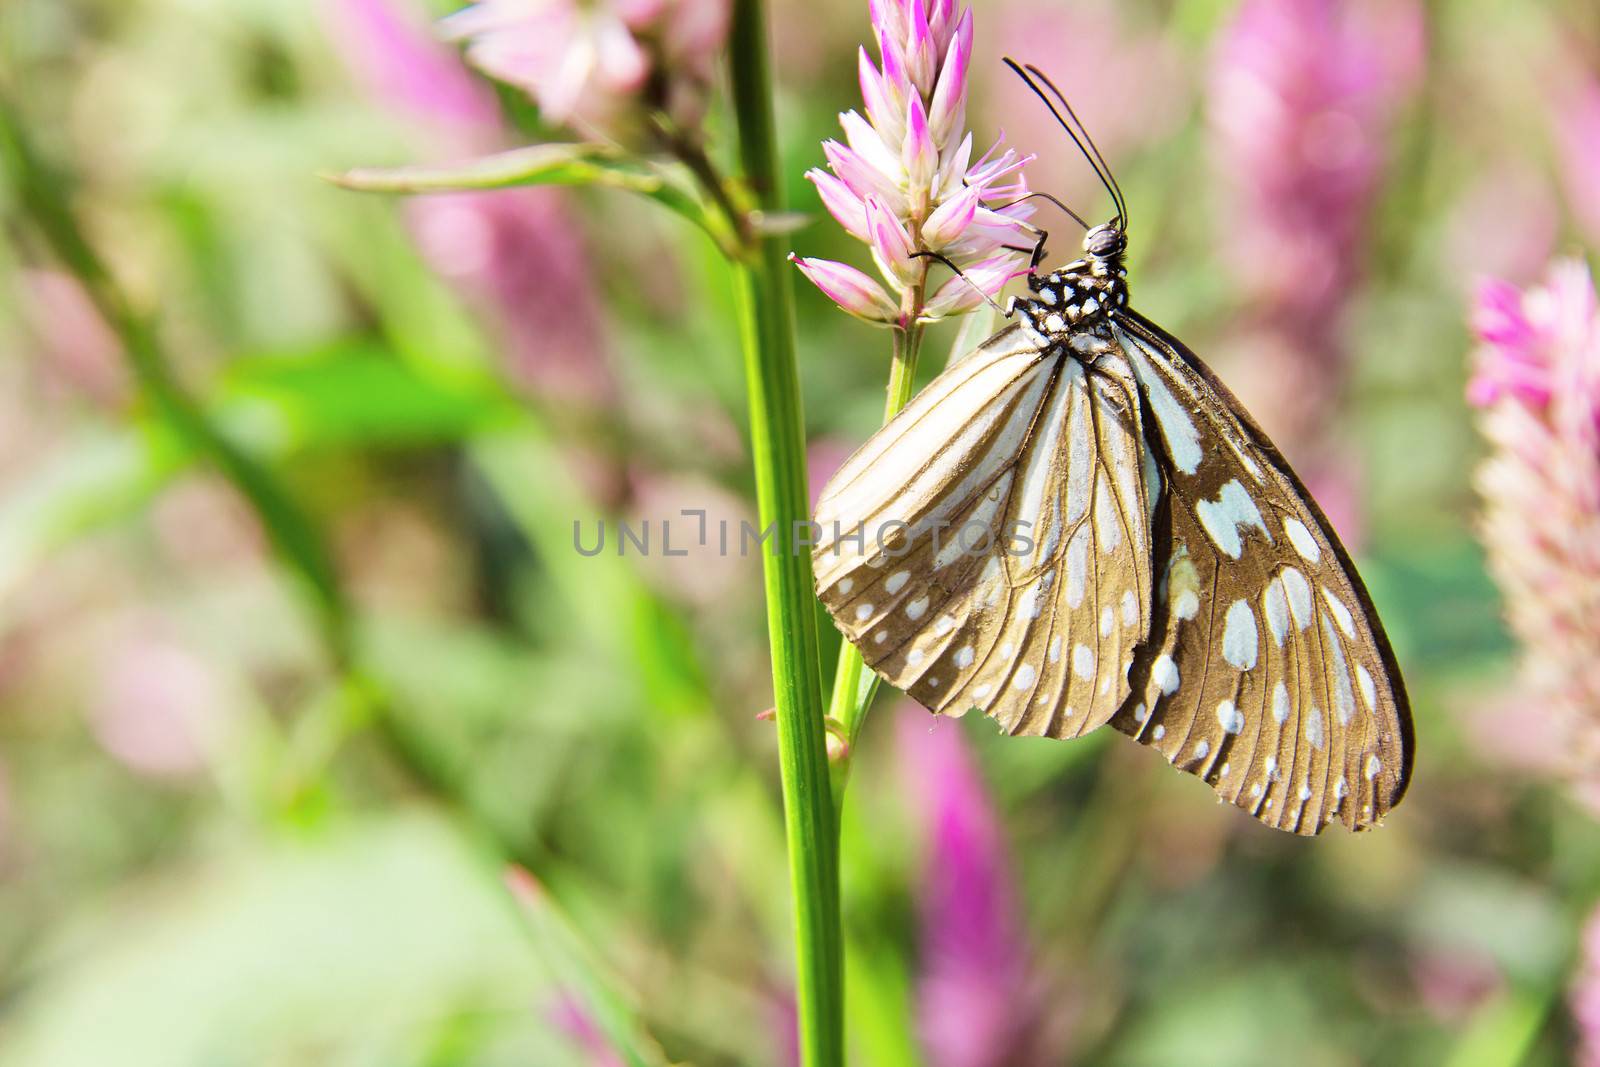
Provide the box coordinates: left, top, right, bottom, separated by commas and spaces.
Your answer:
727, 2, 843, 1064
829, 274, 928, 795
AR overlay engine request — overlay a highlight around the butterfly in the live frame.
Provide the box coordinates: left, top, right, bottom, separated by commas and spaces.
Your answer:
811, 62, 1412, 835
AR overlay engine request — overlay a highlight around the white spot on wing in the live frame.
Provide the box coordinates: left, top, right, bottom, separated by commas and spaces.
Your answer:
1013, 664, 1037, 689
1173, 590, 1200, 620
1064, 372, 1093, 524
1272, 681, 1290, 724
1263, 578, 1289, 647
838, 578, 853, 595
906, 596, 929, 621
1099, 606, 1114, 637
1322, 587, 1356, 639
1321, 615, 1357, 726
1048, 636, 1062, 663
855, 603, 874, 622
1306, 709, 1325, 750
1073, 644, 1096, 680
1094, 472, 1122, 551
1222, 599, 1259, 670
1285, 518, 1320, 562
1065, 525, 1090, 609
1121, 328, 1203, 474
1356, 665, 1376, 712
1217, 701, 1244, 734
1152, 654, 1180, 695
1365, 754, 1381, 780
953, 646, 975, 668
886, 570, 909, 595
1121, 589, 1137, 626
1195, 479, 1269, 559
1281, 567, 1313, 630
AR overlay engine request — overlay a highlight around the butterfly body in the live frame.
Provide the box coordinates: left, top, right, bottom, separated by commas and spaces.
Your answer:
813, 219, 1413, 835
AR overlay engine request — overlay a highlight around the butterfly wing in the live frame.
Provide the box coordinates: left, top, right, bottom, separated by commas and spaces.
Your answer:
1108, 311, 1413, 834
814, 325, 1157, 738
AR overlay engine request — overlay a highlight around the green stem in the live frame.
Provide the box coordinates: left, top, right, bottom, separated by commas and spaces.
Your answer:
727, 2, 843, 1064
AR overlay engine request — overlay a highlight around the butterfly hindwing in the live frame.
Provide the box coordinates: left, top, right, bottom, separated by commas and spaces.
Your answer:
814, 325, 1156, 738
1108, 311, 1412, 834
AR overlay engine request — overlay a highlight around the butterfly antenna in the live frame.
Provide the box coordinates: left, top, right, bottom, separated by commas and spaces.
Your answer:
1002, 58, 1125, 228
993, 190, 1090, 232
1023, 63, 1126, 226
909, 251, 1011, 316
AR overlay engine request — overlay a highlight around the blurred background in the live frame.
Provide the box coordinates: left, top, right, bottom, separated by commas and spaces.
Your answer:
1, 0, 1598, 1064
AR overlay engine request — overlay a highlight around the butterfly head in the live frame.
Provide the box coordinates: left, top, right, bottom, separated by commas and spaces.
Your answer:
1010, 221, 1129, 347
1083, 221, 1126, 260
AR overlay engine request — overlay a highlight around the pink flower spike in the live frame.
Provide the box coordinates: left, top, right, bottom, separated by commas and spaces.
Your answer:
902, 94, 938, 199
841, 109, 906, 185
921, 185, 980, 249
791, 255, 900, 323
877, 27, 911, 97
926, 10, 971, 144
823, 139, 904, 208
1471, 277, 1537, 353
928, 0, 957, 54
905, 0, 937, 95
808, 169, 871, 241
858, 47, 903, 141
866, 197, 920, 287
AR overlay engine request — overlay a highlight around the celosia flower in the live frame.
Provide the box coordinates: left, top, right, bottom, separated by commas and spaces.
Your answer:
898, 707, 1046, 1067
792, 0, 1035, 326
1209, 0, 1421, 336
1468, 260, 1600, 802
442, 0, 729, 132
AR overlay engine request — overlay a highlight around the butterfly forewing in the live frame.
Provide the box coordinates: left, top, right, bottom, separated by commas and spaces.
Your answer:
1109, 312, 1411, 834
814, 326, 1156, 739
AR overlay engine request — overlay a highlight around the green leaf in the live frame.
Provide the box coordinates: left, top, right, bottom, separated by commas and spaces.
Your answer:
219, 341, 518, 451
328, 143, 726, 249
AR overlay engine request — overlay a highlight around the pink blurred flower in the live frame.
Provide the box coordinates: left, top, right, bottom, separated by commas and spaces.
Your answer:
1557, 76, 1600, 247
18, 270, 128, 408
793, 0, 1035, 327
91, 625, 233, 779
1468, 260, 1600, 803
898, 708, 1048, 1067
1442, 164, 1558, 291
328, 0, 616, 406
442, 0, 729, 132
328, 0, 501, 139
1209, 0, 1422, 334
